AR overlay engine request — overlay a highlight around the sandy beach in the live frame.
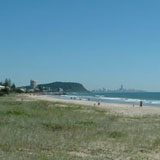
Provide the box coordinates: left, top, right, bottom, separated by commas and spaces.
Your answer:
25, 94, 160, 117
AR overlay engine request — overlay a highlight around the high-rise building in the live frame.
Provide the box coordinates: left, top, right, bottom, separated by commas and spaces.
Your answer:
30, 80, 37, 89
119, 85, 124, 91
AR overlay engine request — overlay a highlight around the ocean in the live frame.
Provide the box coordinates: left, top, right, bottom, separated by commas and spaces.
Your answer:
49, 92, 160, 106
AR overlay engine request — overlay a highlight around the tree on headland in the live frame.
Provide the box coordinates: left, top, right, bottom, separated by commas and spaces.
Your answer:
4, 78, 11, 87
38, 85, 43, 92
11, 83, 16, 90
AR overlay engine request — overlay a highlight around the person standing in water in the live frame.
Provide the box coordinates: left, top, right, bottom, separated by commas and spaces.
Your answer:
140, 100, 143, 107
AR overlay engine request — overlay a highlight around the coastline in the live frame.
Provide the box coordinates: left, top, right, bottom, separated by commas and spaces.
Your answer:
25, 94, 160, 117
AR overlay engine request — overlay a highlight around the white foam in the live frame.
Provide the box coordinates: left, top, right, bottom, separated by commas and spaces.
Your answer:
125, 99, 140, 103
98, 97, 123, 100
150, 101, 160, 104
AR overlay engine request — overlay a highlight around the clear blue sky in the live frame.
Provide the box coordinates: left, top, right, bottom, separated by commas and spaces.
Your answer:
1, 0, 160, 91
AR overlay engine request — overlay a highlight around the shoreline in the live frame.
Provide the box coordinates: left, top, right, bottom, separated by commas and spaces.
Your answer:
25, 94, 160, 117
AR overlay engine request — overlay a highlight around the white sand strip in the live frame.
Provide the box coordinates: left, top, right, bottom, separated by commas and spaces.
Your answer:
25, 94, 160, 117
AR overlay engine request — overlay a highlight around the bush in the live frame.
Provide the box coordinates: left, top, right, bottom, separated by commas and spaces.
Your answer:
1, 88, 9, 95
0, 92, 5, 96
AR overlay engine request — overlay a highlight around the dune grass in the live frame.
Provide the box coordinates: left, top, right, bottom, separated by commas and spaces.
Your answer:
0, 95, 160, 159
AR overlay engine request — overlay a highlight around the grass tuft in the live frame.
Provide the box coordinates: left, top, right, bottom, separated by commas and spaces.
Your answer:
76, 121, 94, 126
153, 138, 160, 147
109, 131, 126, 138
4, 110, 31, 118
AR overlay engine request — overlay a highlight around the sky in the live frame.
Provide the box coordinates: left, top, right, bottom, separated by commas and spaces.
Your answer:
1, 0, 160, 91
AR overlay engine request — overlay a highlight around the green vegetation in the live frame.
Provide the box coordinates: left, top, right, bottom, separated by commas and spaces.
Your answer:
38, 82, 88, 92
0, 88, 23, 97
22, 81, 88, 92
0, 78, 22, 96
0, 95, 160, 159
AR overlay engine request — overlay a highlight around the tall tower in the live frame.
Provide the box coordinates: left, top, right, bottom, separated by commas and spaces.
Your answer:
120, 85, 124, 91
30, 80, 37, 89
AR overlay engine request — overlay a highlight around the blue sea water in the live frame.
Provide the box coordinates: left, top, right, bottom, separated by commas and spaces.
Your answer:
50, 92, 160, 107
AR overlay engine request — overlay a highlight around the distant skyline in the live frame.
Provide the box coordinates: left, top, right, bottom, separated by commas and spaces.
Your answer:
1, 0, 160, 91
93, 84, 147, 92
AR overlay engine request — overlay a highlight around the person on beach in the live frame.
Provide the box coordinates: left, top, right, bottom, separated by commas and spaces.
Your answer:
140, 101, 143, 107
98, 101, 101, 106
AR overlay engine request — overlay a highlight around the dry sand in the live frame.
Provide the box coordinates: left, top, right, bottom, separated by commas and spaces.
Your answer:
25, 94, 160, 117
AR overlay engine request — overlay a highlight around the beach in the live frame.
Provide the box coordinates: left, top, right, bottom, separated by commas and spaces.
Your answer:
25, 94, 160, 117
1, 94, 160, 159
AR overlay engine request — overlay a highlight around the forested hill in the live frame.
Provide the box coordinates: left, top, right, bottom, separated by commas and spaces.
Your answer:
38, 82, 89, 93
